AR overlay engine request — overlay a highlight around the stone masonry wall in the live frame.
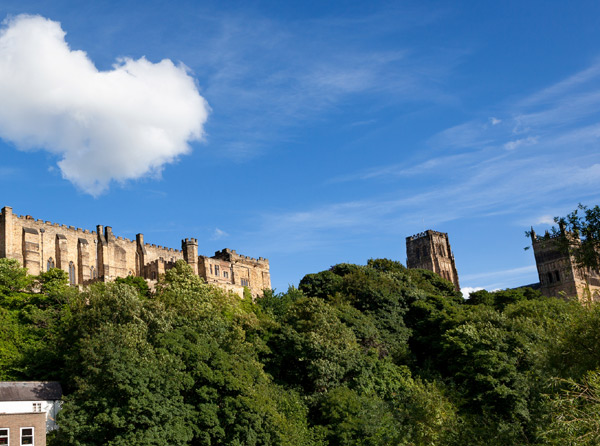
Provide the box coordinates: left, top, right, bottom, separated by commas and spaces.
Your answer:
0, 206, 270, 298
0, 412, 47, 446
531, 230, 600, 301
406, 230, 460, 292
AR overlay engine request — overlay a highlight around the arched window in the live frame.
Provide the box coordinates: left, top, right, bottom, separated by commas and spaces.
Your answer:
47, 257, 55, 271
90, 266, 96, 280
69, 262, 76, 285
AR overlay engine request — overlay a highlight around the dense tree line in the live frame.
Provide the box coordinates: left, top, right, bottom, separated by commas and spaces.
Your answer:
1, 256, 599, 445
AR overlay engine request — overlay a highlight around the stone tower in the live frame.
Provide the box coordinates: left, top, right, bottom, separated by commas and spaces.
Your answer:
406, 230, 460, 292
182, 238, 199, 275
530, 227, 600, 300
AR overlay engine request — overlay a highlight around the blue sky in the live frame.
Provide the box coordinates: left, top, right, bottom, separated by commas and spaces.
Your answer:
1, 1, 600, 295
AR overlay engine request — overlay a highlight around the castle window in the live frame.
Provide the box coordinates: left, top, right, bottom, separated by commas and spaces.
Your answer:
90, 266, 97, 279
47, 257, 55, 271
69, 262, 76, 285
210, 265, 213, 274
223, 271, 229, 279
554, 270, 560, 282
215, 265, 220, 276
241, 278, 249, 287
547, 272, 554, 284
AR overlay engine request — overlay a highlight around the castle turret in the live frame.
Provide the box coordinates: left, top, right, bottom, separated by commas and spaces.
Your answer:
182, 238, 198, 275
136, 233, 147, 277
0, 206, 13, 258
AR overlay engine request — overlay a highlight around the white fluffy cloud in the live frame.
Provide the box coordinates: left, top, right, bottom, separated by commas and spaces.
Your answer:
0, 14, 209, 195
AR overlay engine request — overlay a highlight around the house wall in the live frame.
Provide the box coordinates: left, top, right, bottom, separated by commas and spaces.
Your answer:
0, 401, 61, 432
0, 412, 47, 446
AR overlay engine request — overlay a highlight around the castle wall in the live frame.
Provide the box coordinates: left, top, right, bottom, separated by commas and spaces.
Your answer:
2, 207, 97, 282
143, 244, 183, 264
0, 207, 271, 298
214, 249, 271, 295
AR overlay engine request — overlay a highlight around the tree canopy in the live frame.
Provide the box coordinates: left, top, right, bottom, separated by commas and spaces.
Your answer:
0, 257, 599, 445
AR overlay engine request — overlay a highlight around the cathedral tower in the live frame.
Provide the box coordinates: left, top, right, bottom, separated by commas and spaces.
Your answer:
406, 230, 460, 292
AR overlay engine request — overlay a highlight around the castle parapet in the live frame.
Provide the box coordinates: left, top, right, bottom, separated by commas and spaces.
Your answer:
0, 205, 271, 296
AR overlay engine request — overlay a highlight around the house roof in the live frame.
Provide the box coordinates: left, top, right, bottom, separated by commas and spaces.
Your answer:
0, 382, 62, 401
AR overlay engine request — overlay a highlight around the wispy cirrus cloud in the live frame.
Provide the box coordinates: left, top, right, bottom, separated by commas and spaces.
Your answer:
211, 228, 229, 240
184, 7, 461, 158
250, 59, 600, 257
459, 265, 538, 292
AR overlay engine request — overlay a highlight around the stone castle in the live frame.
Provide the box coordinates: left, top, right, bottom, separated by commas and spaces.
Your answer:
406, 230, 461, 292
530, 226, 600, 301
0, 206, 271, 297
4, 203, 599, 302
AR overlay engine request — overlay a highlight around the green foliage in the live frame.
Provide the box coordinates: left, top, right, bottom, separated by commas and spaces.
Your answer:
553, 204, 600, 271
268, 297, 362, 394
467, 287, 544, 311
543, 370, 600, 445
258, 286, 305, 321
114, 274, 151, 297
1, 255, 599, 445
549, 303, 600, 379
299, 270, 344, 300
0, 258, 32, 295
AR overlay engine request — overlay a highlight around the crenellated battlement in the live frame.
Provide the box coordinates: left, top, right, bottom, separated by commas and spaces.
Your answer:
406, 229, 448, 242
1, 205, 270, 297
212, 248, 269, 264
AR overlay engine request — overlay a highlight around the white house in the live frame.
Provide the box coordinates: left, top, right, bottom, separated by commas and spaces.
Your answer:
0, 382, 62, 446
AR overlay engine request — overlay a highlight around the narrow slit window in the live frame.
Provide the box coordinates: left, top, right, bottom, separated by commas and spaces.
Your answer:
69, 262, 76, 285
